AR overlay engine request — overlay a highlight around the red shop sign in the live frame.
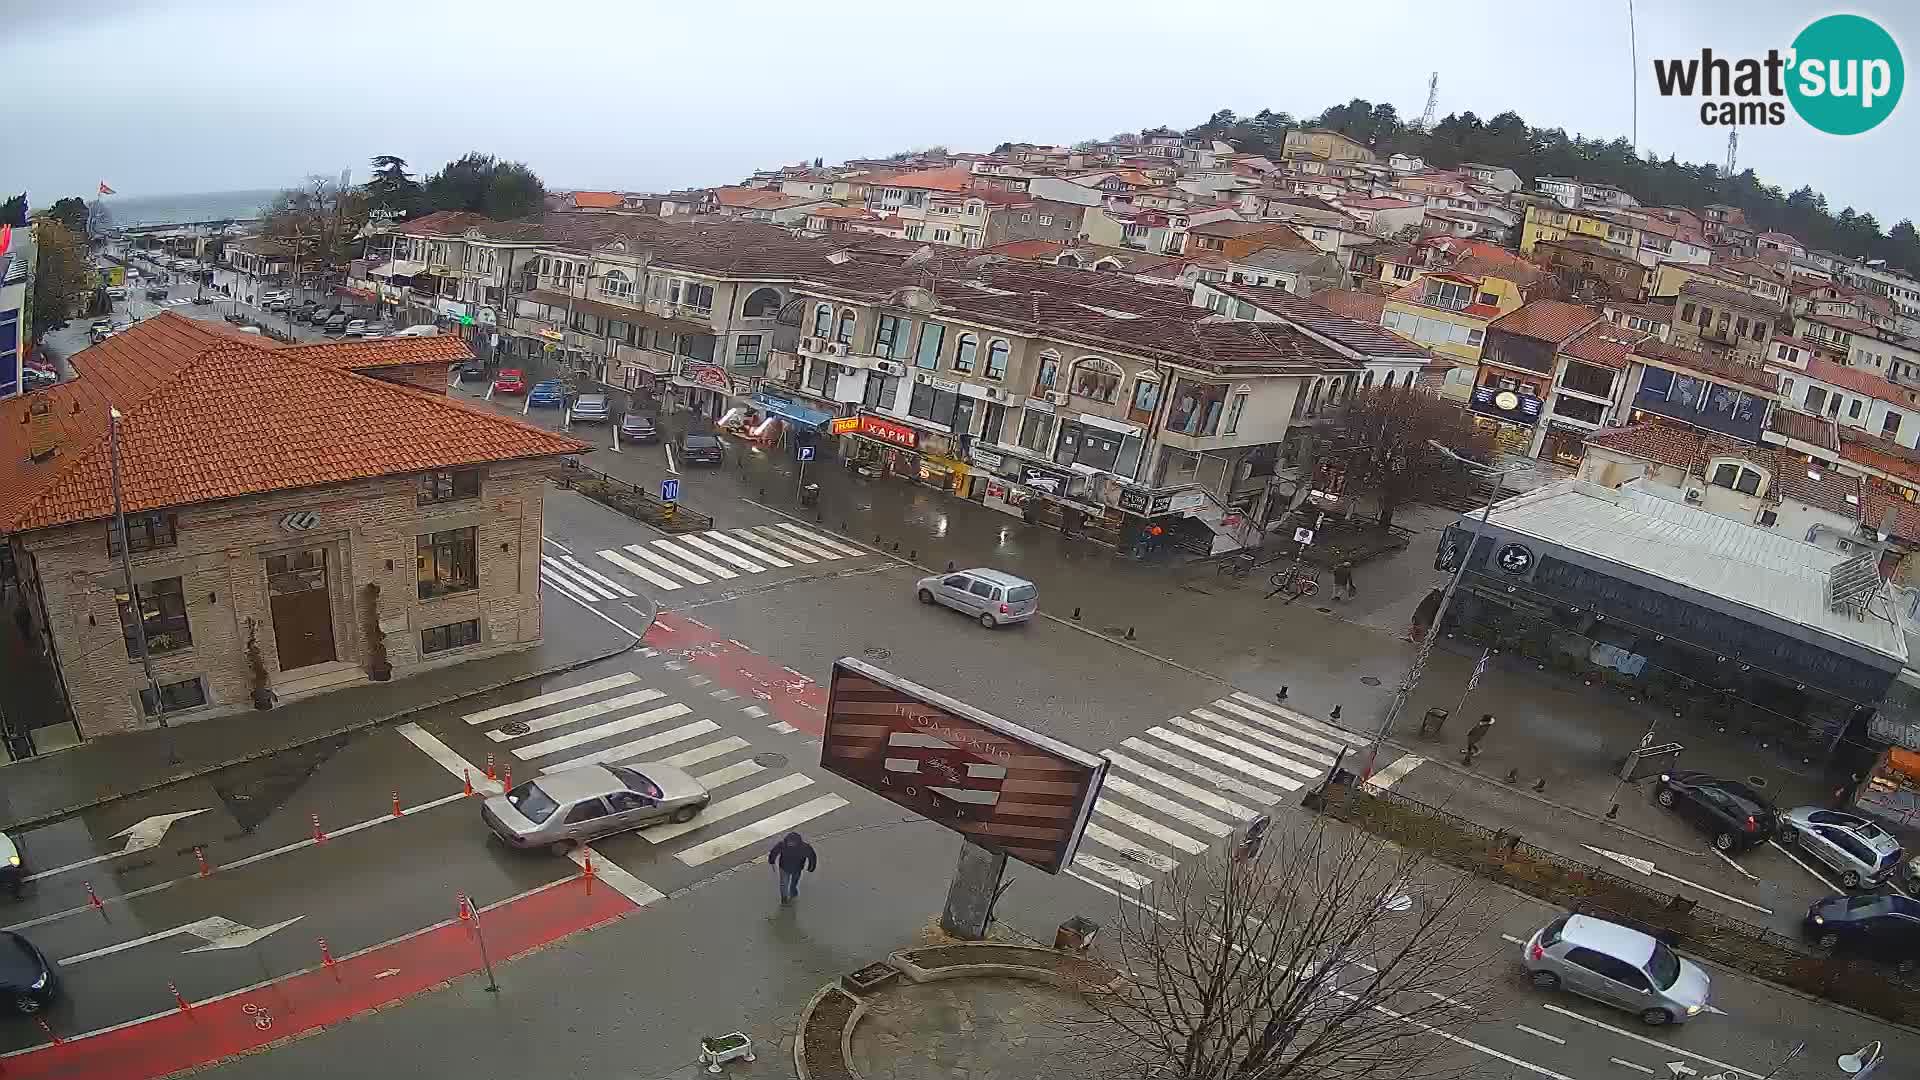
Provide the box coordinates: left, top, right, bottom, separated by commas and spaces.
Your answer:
683, 364, 730, 391
858, 415, 918, 449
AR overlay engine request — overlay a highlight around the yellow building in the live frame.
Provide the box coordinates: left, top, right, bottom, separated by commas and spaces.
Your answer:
1280, 127, 1379, 164
1520, 204, 1638, 255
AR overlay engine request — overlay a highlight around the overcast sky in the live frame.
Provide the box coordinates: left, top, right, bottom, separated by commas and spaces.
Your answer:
4, 0, 1913, 225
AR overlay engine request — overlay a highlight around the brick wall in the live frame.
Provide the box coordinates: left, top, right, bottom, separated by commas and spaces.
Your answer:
22, 459, 558, 739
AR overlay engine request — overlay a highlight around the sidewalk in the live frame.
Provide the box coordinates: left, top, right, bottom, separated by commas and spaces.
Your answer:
0, 572, 643, 832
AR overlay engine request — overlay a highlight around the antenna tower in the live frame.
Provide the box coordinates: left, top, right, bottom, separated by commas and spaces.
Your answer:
1417, 72, 1439, 130
1725, 129, 1738, 175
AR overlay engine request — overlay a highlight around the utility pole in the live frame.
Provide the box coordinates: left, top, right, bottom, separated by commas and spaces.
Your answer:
109, 408, 177, 764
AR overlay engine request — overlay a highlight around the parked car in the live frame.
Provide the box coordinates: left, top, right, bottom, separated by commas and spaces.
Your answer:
266, 298, 289, 313
1653, 771, 1777, 852
294, 301, 318, 320
0, 931, 55, 1014
0, 831, 22, 898
679, 432, 724, 465
144, 287, 168, 302
343, 319, 369, 337
456, 360, 486, 381
391, 324, 440, 338
481, 763, 709, 855
89, 320, 113, 343
491, 369, 527, 395
360, 322, 394, 338
324, 313, 348, 334
569, 393, 611, 423
105, 286, 127, 300
1520, 913, 1708, 1026
619, 412, 658, 443
915, 568, 1038, 628
1804, 893, 1920, 969
22, 368, 56, 391
528, 381, 566, 408
1779, 806, 1903, 888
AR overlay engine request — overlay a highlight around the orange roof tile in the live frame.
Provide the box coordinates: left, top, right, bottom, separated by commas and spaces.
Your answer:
1561, 324, 1644, 369
1489, 300, 1600, 344
0, 314, 586, 534
1804, 357, 1920, 408
571, 191, 623, 209
1309, 288, 1386, 324
275, 335, 471, 371
1585, 422, 1707, 470
865, 167, 974, 193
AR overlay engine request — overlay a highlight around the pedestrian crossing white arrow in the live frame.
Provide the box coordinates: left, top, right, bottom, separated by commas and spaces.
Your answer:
60, 914, 304, 964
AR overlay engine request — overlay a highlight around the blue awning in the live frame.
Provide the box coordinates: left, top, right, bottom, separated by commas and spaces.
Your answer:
752, 392, 833, 430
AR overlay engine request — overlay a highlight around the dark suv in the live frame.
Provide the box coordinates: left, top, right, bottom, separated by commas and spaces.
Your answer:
680, 433, 723, 466
1654, 771, 1777, 852
1805, 893, 1920, 971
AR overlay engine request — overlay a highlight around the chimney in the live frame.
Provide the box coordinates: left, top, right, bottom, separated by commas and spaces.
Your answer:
26, 395, 55, 462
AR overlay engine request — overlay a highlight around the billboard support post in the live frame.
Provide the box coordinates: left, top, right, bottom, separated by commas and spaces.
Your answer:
940, 840, 1008, 941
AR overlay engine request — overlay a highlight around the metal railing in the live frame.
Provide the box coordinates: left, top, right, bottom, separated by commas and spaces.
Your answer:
559, 461, 713, 534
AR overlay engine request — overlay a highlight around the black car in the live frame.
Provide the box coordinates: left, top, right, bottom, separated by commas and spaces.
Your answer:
620, 413, 659, 443
680, 432, 723, 465
0, 931, 54, 1013
0, 831, 20, 897
1654, 770, 1777, 852
1805, 893, 1920, 970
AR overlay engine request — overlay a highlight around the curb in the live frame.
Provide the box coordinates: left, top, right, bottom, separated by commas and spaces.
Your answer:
0, 633, 643, 835
792, 983, 863, 1080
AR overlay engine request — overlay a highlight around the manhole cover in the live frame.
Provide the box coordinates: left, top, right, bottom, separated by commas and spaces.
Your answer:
1361, 676, 1381, 686
753, 752, 789, 768
500, 720, 530, 736
863, 647, 892, 660
1746, 775, 1768, 788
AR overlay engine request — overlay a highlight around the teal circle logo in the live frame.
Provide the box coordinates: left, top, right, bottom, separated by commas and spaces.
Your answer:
1788, 14, 1903, 135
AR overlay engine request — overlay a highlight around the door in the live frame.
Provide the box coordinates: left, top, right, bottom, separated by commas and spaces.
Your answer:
266, 547, 337, 671
939, 575, 975, 613
607, 790, 660, 829
1584, 953, 1655, 1012
562, 797, 614, 841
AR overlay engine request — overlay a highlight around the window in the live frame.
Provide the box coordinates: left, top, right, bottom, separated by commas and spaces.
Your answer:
733, 334, 763, 368
681, 283, 714, 312
1425, 279, 1472, 311
967, 579, 996, 599
741, 288, 781, 318
1758, 509, 1779, 527
1850, 399, 1864, 419
1886, 411, 1904, 438
564, 798, 613, 825
875, 314, 909, 358
805, 356, 833, 394
1131, 378, 1161, 415
1680, 302, 1697, 324
118, 577, 191, 657
933, 229, 953, 243
1038, 215, 1053, 227
422, 618, 480, 654
953, 334, 978, 373
1224, 392, 1248, 434
417, 528, 478, 598
1560, 362, 1614, 398
812, 304, 832, 337
1751, 320, 1767, 341
985, 340, 1009, 380
1478, 292, 1499, 307
1735, 317, 1750, 338
1018, 409, 1054, 453
109, 511, 178, 555
836, 310, 856, 345
1312, 229, 1328, 241
1805, 385, 1828, 413
863, 373, 900, 411
914, 322, 946, 370
1552, 395, 1605, 425
1710, 461, 1765, 496
1035, 351, 1060, 390
1069, 357, 1123, 402
140, 676, 206, 717
1392, 263, 1415, 281
1467, 328, 1484, 346
598, 270, 634, 301
908, 382, 959, 424
1019, 213, 1032, 223
418, 469, 481, 505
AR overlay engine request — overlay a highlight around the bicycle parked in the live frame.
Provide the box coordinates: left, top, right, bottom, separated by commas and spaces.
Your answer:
1266, 566, 1320, 602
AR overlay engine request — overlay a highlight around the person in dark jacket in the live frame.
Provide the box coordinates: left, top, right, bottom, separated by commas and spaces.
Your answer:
768, 831, 817, 904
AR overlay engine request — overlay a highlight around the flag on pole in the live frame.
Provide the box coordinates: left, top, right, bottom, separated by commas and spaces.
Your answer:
98, 182, 116, 196
0, 225, 11, 257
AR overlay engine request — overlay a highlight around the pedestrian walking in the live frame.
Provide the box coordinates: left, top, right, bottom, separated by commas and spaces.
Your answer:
1463, 714, 1495, 761
768, 831, 817, 904
1332, 560, 1355, 601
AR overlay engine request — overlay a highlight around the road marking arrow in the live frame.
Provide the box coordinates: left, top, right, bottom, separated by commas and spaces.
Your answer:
1668, 1064, 1697, 1078
60, 914, 303, 965
26, 808, 212, 882
1582, 846, 1773, 914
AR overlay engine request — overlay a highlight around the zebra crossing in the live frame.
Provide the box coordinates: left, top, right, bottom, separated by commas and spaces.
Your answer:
539, 522, 873, 602
458, 670, 848, 868
1069, 692, 1421, 894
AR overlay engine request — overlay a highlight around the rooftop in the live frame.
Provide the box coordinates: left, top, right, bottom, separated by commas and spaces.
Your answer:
1488, 300, 1600, 344
1678, 279, 1780, 313
1188, 219, 1298, 239
867, 167, 975, 193
1310, 287, 1388, 324
1207, 285, 1429, 359
1803, 357, 1920, 408
1632, 338, 1777, 392
1561, 323, 1644, 369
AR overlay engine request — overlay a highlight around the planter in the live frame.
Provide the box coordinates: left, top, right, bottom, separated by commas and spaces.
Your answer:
368, 661, 392, 682
699, 1032, 755, 1072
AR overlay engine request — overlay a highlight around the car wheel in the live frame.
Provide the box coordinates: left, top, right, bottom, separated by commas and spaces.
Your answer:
1529, 970, 1561, 991
980, 613, 997, 629
1656, 788, 1676, 808
1639, 1008, 1672, 1027
1842, 869, 1861, 889
549, 840, 575, 857
917, 589, 935, 605
13, 994, 41, 1015
1713, 832, 1735, 852
1817, 931, 1840, 950
670, 805, 699, 825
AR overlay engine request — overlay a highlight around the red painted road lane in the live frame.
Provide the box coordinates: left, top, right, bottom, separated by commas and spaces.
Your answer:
0, 875, 634, 1080
646, 616, 827, 735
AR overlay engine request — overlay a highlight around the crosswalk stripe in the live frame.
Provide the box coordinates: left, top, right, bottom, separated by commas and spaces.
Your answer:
559, 555, 637, 597
678, 533, 765, 573
540, 556, 618, 600
542, 568, 602, 605
643, 773, 814, 843
515, 706, 699, 761
1209, 699, 1353, 754
1364, 754, 1425, 791
1093, 800, 1210, 854
731, 528, 814, 564
1072, 854, 1155, 892
692, 759, 766, 789
618, 544, 712, 585
1144, 728, 1303, 793
750, 526, 839, 560
702, 530, 791, 568
464, 673, 641, 725
1099, 776, 1233, 837
659, 736, 750, 771
675, 794, 849, 867
1117, 739, 1280, 806
648, 538, 738, 579
1082, 823, 1177, 873
1103, 751, 1256, 820
1191, 707, 1337, 766
1227, 693, 1368, 744
775, 522, 867, 557
484, 688, 668, 742
596, 548, 684, 591
535, 718, 715, 770
1164, 716, 1323, 781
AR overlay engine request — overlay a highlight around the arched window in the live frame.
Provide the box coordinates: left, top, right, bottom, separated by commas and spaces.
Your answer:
1381, 371, 1397, 390
1094, 258, 1123, 271
836, 310, 856, 345
598, 269, 633, 300
1069, 357, 1124, 403
742, 287, 782, 318
1305, 378, 1324, 417
953, 334, 978, 373
812, 304, 832, 337
1056, 254, 1082, 268
1035, 350, 1061, 391
985, 340, 1010, 380
1363, 370, 1375, 389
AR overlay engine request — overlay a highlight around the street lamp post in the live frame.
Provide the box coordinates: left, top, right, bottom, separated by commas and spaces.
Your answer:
108, 408, 178, 765
1360, 441, 1526, 779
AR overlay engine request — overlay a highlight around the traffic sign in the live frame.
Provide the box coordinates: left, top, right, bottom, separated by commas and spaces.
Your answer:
1293, 527, 1315, 545
798, 446, 815, 461
660, 478, 680, 503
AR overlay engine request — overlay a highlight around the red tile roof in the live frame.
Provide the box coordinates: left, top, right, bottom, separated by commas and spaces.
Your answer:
1584, 422, 1708, 470
1767, 408, 1839, 450
989, 239, 1069, 260
1862, 489, 1920, 542
0, 313, 586, 534
866, 167, 974, 192
1839, 430, 1920, 485
1561, 324, 1644, 369
570, 191, 624, 209
1804, 357, 1920, 408
1488, 300, 1599, 344
275, 336, 472, 371
1632, 338, 1777, 392
396, 211, 494, 237
1310, 288, 1387, 324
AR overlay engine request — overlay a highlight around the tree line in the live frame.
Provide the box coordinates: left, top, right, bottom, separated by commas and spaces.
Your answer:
258, 151, 547, 265
1176, 99, 1920, 277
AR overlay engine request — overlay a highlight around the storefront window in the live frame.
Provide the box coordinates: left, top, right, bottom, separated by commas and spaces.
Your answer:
1054, 421, 1123, 471
1018, 409, 1054, 453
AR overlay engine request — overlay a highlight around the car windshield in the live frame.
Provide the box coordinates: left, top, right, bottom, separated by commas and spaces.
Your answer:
507, 782, 559, 823
1007, 585, 1037, 602
685, 435, 719, 448
610, 765, 663, 798
1646, 941, 1682, 990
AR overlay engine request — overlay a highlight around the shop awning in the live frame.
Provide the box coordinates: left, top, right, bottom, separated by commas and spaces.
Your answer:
369, 260, 425, 280
752, 393, 834, 430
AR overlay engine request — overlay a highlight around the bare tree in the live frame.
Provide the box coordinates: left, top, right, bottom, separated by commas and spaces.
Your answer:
1067, 817, 1510, 1080
1324, 386, 1497, 528
260, 176, 367, 265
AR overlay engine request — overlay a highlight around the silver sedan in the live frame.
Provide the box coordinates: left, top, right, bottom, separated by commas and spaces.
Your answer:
1779, 806, 1903, 888
482, 763, 709, 855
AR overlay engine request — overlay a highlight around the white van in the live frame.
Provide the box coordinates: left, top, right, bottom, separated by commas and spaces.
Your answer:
391, 324, 440, 338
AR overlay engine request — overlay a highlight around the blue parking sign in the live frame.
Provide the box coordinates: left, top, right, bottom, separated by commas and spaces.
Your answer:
798, 446, 815, 461
661, 478, 680, 503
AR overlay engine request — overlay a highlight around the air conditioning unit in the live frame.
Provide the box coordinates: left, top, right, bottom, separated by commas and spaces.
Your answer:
1046, 391, 1070, 406
797, 336, 816, 352
1683, 486, 1704, 503
873, 359, 906, 377
828, 342, 849, 356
